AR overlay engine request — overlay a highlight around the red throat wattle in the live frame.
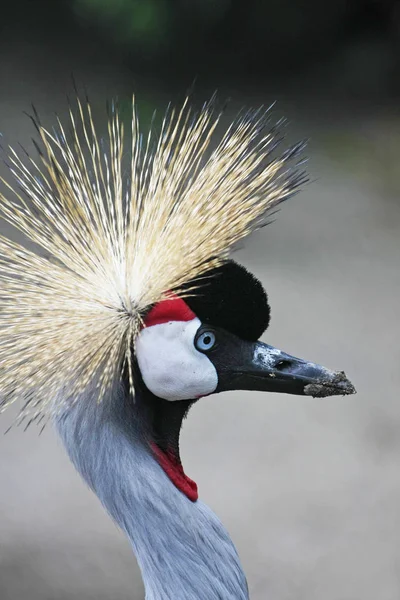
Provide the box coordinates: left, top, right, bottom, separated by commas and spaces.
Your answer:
151, 443, 198, 502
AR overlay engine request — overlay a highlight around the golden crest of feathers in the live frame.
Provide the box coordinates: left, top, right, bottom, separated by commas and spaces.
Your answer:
0, 94, 306, 422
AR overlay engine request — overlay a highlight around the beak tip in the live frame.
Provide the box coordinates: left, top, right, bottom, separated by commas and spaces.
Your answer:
304, 370, 356, 398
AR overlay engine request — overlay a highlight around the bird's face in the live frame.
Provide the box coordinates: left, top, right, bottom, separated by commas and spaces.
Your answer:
136, 262, 354, 402
134, 262, 355, 502
136, 313, 218, 401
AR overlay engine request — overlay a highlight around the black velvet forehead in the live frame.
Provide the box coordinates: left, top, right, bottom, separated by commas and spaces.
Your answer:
182, 261, 270, 341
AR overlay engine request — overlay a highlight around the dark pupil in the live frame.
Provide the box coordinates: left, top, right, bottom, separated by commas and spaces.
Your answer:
203, 335, 211, 345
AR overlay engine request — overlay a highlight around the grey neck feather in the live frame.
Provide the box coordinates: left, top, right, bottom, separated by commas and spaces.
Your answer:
55, 384, 249, 600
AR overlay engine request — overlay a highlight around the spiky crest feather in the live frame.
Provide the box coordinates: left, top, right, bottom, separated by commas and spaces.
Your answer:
0, 95, 306, 421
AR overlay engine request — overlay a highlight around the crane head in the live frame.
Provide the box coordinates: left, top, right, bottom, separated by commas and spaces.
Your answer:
136, 261, 355, 403
134, 261, 355, 502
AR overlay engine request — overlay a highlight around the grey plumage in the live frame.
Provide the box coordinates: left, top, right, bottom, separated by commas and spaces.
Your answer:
55, 384, 249, 600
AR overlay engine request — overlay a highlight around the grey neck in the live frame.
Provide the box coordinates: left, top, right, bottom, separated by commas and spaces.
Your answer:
55, 384, 249, 600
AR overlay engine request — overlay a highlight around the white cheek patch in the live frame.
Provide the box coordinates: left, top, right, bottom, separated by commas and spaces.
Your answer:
136, 317, 218, 401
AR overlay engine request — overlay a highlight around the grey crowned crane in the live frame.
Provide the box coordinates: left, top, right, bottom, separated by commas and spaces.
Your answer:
0, 96, 355, 600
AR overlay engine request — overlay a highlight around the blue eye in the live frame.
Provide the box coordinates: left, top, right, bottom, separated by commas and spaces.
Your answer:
195, 330, 216, 352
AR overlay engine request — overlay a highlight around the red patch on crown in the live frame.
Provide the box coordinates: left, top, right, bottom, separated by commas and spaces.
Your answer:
144, 295, 196, 328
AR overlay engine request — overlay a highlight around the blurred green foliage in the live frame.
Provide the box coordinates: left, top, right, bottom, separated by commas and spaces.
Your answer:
71, 0, 351, 75
73, 0, 170, 48
72, 0, 233, 56
69, 0, 397, 78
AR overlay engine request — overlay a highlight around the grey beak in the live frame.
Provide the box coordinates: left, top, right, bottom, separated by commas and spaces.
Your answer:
216, 340, 356, 398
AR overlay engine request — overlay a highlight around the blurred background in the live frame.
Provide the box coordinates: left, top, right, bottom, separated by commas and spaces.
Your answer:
0, 1, 399, 598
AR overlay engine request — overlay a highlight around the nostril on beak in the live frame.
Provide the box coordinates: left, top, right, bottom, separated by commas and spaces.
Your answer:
275, 359, 292, 372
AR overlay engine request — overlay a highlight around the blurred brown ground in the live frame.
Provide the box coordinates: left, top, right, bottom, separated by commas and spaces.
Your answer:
0, 30, 399, 600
